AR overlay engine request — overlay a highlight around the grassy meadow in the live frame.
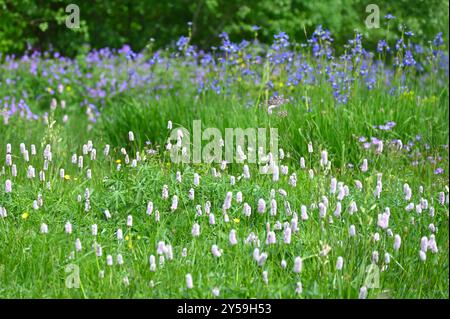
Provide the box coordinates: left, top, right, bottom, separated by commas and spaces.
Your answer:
0, 25, 449, 298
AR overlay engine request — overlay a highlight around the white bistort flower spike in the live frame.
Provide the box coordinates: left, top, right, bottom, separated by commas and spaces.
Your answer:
359, 286, 368, 299
192, 223, 200, 237
293, 256, 302, 273
5, 179, 12, 193
40, 223, 48, 234
229, 229, 238, 245
186, 274, 193, 289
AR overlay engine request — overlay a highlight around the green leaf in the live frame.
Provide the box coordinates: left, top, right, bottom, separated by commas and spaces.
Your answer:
38, 22, 48, 32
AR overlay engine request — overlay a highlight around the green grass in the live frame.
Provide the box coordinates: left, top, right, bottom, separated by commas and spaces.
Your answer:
0, 91, 448, 298
0, 49, 449, 299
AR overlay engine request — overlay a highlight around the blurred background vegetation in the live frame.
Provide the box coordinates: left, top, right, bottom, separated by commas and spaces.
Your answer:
0, 0, 448, 56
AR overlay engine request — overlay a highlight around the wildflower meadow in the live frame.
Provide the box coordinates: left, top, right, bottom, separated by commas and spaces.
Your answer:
0, 3, 449, 300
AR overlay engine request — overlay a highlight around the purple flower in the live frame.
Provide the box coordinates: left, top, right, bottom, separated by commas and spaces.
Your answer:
176, 36, 190, 51
404, 50, 416, 66
433, 32, 444, 47
395, 38, 406, 51
377, 40, 390, 53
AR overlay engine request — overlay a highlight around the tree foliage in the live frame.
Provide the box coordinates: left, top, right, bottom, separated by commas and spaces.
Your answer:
0, 0, 448, 56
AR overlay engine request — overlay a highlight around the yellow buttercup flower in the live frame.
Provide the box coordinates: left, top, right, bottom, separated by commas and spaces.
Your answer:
233, 218, 240, 224
125, 235, 130, 241
22, 212, 29, 219
64, 174, 71, 180
115, 159, 121, 164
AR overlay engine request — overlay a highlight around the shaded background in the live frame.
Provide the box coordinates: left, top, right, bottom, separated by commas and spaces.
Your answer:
0, 0, 448, 56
